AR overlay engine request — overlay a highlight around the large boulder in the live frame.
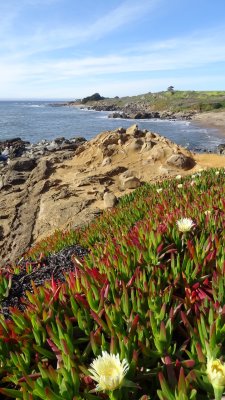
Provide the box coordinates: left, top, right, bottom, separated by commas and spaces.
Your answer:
119, 171, 141, 189
122, 176, 141, 189
217, 144, 225, 155
103, 191, 117, 208
166, 153, 195, 170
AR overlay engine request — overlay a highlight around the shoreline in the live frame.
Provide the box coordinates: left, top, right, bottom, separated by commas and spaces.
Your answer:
76, 101, 225, 141
191, 111, 225, 138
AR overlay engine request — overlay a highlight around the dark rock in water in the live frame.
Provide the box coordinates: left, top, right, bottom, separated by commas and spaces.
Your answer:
217, 144, 225, 155
54, 136, 66, 144
0, 136, 87, 163
0, 138, 30, 158
134, 111, 160, 119
0, 154, 8, 161
108, 112, 126, 119
0, 137, 23, 146
108, 111, 161, 119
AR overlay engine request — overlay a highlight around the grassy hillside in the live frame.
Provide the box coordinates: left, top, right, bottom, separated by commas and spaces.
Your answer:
0, 168, 224, 399
84, 90, 225, 113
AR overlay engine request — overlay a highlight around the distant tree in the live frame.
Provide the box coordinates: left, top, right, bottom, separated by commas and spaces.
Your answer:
167, 86, 175, 95
81, 93, 105, 104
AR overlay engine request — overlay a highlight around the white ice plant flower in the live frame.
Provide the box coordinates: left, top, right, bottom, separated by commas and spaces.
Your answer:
89, 351, 129, 392
156, 188, 163, 193
204, 210, 211, 215
177, 183, 183, 188
175, 175, 182, 180
176, 218, 195, 233
207, 357, 225, 389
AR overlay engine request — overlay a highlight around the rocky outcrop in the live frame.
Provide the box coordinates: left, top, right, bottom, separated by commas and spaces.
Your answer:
79, 100, 195, 121
217, 144, 225, 155
108, 111, 161, 119
0, 136, 86, 164
0, 125, 199, 265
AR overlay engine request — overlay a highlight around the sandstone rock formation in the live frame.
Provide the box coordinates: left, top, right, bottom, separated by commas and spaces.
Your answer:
0, 125, 220, 265
103, 191, 118, 208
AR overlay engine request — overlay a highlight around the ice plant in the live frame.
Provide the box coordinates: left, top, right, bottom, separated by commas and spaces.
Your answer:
176, 218, 195, 233
207, 358, 225, 400
204, 210, 211, 215
89, 351, 129, 392
177, 183, 183, 188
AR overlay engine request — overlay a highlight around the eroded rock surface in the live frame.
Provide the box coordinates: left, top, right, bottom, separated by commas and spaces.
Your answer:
0, 125, 208, 265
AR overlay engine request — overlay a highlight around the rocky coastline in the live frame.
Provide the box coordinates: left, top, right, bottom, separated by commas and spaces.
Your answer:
65, 100, 196, 121
0, 124, 224, 266
0, 136, 86, 162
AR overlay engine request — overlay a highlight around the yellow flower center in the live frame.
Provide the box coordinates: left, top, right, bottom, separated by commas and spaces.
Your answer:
207, 358, 225, 389
89, 352, 129, 392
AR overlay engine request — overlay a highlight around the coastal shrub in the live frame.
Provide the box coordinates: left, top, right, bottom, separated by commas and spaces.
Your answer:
0, 168, 224, 399
81, 93, 105, 104
213, 102, 223, 109
199, 101, 225, 112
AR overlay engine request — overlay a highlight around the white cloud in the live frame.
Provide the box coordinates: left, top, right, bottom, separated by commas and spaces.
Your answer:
0, 0, 160, 58
1, 27, 225, 98
3, 30, 224, 83
0, 1, 225, 98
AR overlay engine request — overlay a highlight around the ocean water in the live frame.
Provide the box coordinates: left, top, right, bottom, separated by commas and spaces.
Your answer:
0, 100, 223, 152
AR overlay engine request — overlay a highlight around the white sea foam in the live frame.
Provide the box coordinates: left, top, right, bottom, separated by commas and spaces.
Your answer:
27, 104, 45, 108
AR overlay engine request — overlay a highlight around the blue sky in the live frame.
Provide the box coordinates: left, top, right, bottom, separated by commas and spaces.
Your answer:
1, 0, 225, 99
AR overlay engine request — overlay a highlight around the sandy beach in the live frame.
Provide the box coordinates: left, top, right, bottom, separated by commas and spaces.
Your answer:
192, 110, 225, 137
189, 111, 225, 168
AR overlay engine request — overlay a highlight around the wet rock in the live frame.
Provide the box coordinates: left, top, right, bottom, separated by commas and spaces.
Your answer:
0, 138, 30, 159
0, 137, 87, 163
108, 112, 127, 119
